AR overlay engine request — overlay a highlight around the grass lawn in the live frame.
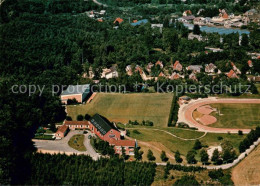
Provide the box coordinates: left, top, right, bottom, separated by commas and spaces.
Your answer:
209, 103, 260, 129
67, 93, 174, 127
255, 83, 260, 93
68, 134, 86, 151
128, 128, 245, 164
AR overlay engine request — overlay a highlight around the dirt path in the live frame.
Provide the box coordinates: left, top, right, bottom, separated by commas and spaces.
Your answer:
126, 127, 207, 141
93, 0, 107, 7
178, 97, 260, 133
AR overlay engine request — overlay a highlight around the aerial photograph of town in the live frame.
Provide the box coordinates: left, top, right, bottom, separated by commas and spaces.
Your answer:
0, 0, 259, 185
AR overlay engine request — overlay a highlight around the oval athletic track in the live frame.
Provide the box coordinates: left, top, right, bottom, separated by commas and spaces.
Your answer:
179, 97, 260, 134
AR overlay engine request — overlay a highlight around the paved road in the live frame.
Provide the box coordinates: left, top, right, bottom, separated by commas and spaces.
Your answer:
93, 0, 107, 7
155, 138, 260, 170
33, 130, 100, 160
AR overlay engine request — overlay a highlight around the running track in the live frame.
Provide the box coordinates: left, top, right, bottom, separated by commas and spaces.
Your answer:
179, 97, 260, 134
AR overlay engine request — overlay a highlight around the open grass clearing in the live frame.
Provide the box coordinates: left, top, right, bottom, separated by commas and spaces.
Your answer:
68, 134, 86, 151
209, 103, 260, 129
128, 128, 245, 163
67, 93, 174, 127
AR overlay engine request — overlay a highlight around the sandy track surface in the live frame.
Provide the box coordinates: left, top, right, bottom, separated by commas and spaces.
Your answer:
178, 97, 260, 133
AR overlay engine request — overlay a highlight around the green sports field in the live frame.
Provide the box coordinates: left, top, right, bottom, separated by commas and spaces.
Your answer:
67, 93, 174, 127
209, 103, 260, 129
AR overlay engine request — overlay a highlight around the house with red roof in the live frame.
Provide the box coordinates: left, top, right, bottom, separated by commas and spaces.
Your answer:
226, 70, 239, 79
111, 139, 136, 155
248, 60, 253, 67
169, 72, 181, 80
189, 73, 198, 81
172, 61, 183, 71
155, 60, 164, 69
114, 18, 124, 24
158, 72, 165, 77
55, 125, 69, 139
183, 10, 192, 16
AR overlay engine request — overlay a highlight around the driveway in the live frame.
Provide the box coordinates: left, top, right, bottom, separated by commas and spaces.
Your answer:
33, 130, 100, 160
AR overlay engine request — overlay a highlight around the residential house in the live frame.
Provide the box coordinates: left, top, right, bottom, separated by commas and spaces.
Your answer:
60, 84, 91, 104
172, 60, 183, 71
189, 73, 198, 81
231, 62, 241, 74
146, 62, 154, 72
151, 24, 163, 29
64, 120, 89, 130
205, 63, 217, 73
55, 125, 69, 139
226, 69, 239, 79
158, 72, 165, 77
101, 66, 119, 79
155, 60, 164, 69
99, 10, 106, 15
188, 33, 205, 41
205, 47, 223, 53
186, 65, 203, 73
248, 60, 253, 68
169, 72, 182, 80
114, 18, 124, 24
125, 65, 133, 76
183, 10, 192, 17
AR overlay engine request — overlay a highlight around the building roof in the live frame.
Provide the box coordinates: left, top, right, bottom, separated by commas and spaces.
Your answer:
114, 18, 123, 24
64, 120, 89, 126
61, 84, 90, 96
158, 72, 165, 77
130, 19, 148, 26
56, 125, 69, 134
173, 60, 182, 70
227, 69, 238, 78
248, 60, 253, 67
187, 65, 203, 71
90, 114, 118, 135
111, 139, 136, 147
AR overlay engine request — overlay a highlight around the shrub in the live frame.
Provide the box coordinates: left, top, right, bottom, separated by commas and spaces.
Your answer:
66, 116, 72, 121
77, 114, 84, 121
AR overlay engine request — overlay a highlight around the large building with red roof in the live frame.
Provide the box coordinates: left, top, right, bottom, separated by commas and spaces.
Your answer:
88, 114, 136, 155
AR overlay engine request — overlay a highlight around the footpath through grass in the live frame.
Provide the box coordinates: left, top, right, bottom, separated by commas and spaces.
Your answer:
128, 127, 245, 163
68, 134, 86, 151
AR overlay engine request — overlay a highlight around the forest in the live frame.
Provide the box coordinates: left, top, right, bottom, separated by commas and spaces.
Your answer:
27, 153, 156, 185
